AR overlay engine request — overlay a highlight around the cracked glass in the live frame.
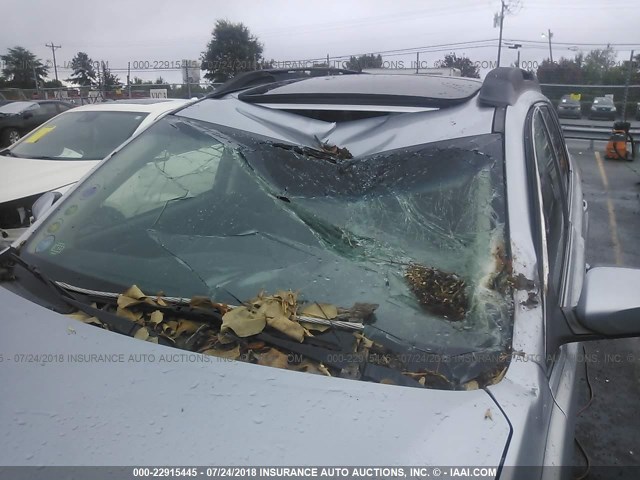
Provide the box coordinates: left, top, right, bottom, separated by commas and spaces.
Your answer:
24, 115, 513, 376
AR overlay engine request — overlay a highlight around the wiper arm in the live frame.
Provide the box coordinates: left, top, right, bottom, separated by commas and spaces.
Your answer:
0, 148, 16, 157
2, 248, 145, 336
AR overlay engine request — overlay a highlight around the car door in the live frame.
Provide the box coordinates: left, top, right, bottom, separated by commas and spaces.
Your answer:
56, 102, 73, 114
531, 105, 569, 335
529, 104, 578, 473
36, 102, 62, 123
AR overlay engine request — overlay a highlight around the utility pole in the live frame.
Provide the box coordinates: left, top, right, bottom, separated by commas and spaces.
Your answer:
508, 43, 522, 68
621, 50, 635, 121
496, 0, 505, 67
32, 63, 39, 96
185, 61, 192, 98
542, 30, 554, 63
45, 42, 62, 82
127, 61, 131, 99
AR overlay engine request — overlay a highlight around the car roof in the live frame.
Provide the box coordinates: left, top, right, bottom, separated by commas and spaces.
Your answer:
112, 98, 186, 105
63, 100, 190, 114
235, 74, 483, 109
211, 67, 539, 111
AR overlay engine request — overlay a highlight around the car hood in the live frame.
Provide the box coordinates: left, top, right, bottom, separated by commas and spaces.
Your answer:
0, 155, 99, 204
0, 286, 510, 467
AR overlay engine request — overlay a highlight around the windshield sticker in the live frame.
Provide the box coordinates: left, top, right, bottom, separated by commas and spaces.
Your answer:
24, 126, 56, 144
49, 242, 66, 255
34, 235, 55, 253
64, 204, 78, 216
47, 219, 63, 234
80, 185, 99, 199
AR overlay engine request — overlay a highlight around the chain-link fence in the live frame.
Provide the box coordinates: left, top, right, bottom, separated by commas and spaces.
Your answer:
0, 83, 221, 105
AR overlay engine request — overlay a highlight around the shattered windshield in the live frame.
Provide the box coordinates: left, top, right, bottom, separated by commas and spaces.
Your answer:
23, 115, 513, 388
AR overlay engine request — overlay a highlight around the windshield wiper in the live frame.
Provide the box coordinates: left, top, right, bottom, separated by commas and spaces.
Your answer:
1, 247, 148, 336
0, 148, 16, 157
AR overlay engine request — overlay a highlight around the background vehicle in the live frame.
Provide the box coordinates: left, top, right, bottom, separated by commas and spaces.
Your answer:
556, 95, 581, 119
0, 99, 189, 245
1, 68, 639, 477
589, 96, 617, 120
0, 100, 74, 146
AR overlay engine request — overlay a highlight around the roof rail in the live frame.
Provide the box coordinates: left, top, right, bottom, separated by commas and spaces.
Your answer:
478, 67, 540, 107
208, 67, 361, 99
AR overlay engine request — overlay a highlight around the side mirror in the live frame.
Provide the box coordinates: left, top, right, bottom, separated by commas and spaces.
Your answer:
22, 111, 34, 119
31, 191, 63, 223
576, 267, 640, 336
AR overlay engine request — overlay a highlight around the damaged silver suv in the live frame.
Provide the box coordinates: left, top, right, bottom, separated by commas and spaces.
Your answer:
2, 67, 640, 477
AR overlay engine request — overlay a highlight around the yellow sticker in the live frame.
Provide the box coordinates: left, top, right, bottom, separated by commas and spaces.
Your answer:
25, 126, 56, 143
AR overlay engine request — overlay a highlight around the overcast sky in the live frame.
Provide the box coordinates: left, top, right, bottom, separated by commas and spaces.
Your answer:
1, 0, 639, 84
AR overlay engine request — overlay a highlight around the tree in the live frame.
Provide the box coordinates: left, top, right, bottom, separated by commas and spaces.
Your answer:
345, 54, 383, 72
438, 53, 479, 78
67, 52, 97, 86
99, 61, 120, 90
43, 79, 63, 88
201, 20, 263, 82
536, 57, 584, 84
0, 46, 48, 88
582, 47, 617, 84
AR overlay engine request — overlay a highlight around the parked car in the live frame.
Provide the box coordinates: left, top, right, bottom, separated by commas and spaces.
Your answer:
0, 100, 75, 146
2, 68, 639, 476
556, 95, 581, 119
589, 96, 617, 120
636, 102, 640, 121
0, 99, 190, 244
0, 92, 10, 107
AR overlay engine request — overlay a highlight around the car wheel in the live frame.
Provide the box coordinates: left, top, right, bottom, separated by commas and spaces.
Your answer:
1, 128, 21, 146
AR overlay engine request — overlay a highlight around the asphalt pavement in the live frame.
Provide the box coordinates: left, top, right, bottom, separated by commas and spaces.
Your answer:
568, 139, 640, 478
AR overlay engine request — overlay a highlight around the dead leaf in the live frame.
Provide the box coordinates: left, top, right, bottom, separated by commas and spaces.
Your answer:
292, 359, 323, 375
147, 336, 159, 344
134, 327, 150, 341
175, 319, 201, 336
66, 326, 76, 335
256, 298, 285, 319
418, 377, 426, 386
66, 311, 91, 321
299, 321, 330, 332
221, 306, 266, 337
300, 302, 338, 319
257, 348, 290, 369
266, 315, 305, 342
354, 333, 374, 349
116, 307, 143, 322
203, 344, 241, 360
464, 380, 479, 391
122, 285, 146, 300
162, 320, 179, 336
484, 408, 493, 421
490, 367, 508, 385
149, 310, 164, 325
83, 316, 104, 327
117, 295, 143, 309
